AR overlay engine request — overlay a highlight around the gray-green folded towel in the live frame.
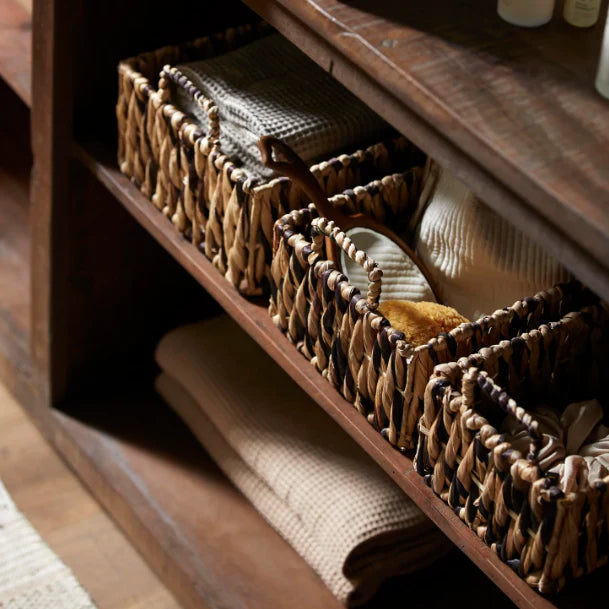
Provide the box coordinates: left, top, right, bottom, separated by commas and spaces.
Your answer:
172, 33, 391, 180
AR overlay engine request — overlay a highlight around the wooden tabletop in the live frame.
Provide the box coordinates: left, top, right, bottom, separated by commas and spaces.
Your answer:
244, 0, 609, 300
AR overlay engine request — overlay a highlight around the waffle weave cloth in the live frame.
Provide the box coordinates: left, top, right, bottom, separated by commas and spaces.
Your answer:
155, 316, 449, 606
174, 33, 390, 180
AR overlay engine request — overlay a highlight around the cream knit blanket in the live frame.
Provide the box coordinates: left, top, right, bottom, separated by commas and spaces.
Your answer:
174, 34, 390, 181
0, 480, 96, 609
414, 162, 570, 320
155, 317, 450, 606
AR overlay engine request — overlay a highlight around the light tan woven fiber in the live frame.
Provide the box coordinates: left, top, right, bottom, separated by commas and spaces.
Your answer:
117, 25, 425, 295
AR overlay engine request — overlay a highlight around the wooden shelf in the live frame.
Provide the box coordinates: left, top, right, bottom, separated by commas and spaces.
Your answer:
50, 384, 522, 609
241, 0, 609, 302
19, 3, 609, 609
0, 0, 32, 106
75, 143, 609, 609
0, 82, 31, 405
51, 388, 342, 609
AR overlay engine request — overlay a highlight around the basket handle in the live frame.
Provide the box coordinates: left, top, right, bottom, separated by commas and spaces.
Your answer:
259, 136, 382, 309
312, 217, 382, 310
471, 369, 543, 462
258, 136, 344, 224
159, 65, 220, 142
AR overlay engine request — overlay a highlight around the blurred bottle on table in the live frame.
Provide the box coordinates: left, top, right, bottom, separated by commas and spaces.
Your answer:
564, 0, 601, 27
497, 0, 555, 27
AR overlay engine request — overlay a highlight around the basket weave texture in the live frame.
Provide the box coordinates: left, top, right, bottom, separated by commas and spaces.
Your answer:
415, 303, 609, 593
269, 178, 595, 450
116, 24, 422, 295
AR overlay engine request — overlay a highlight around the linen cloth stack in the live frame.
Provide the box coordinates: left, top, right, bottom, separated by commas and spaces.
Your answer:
155, 316, 450, 606
173, 33, 391, 181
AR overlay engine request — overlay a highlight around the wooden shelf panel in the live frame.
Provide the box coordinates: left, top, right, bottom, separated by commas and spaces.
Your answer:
51, 386, 521, 609
0, 0, 32, 106
241, 0, 609, 302
51, 389, 342, 609
75, 144, 609, 609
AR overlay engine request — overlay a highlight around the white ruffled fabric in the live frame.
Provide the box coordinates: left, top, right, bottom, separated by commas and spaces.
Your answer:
155, 316, 450, 606
502, 399, 609, 493
413, 162, 570, 320
174, 34, 390, 181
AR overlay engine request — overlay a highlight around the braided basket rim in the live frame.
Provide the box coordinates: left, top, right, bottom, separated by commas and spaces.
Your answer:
273, 204, 588, 357
423, 305, 609, 502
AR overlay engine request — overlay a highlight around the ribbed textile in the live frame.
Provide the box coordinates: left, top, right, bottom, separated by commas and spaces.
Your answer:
155, 316, 450, 606
0, 480, 96, 609
174, 34, 390, 180
414, 162, 570, 320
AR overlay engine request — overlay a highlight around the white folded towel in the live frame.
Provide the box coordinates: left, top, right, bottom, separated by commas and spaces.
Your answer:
173, 34, 391, 181
155, 316, 450, 606
414, 162, 570, 320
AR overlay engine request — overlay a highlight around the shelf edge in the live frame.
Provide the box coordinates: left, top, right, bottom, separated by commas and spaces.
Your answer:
73, 142, 573, 609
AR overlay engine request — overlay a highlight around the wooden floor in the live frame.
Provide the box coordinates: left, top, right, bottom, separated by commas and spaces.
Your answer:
0, 380, 182, 609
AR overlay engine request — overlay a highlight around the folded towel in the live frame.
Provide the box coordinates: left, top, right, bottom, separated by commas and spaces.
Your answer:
173, 34, 391, 181
155, 316, 450, 606
414, 161, 570, 320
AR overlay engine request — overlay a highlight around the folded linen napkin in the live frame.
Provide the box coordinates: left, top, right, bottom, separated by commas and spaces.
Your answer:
155, 316, 450, 606
413, 161, 570, 320
502, 399, 609, 492
173, 33, 391, 181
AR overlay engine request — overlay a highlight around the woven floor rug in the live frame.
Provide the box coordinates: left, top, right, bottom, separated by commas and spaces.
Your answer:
0, 479, 97, 609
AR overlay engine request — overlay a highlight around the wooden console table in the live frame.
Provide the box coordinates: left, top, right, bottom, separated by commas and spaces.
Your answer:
0, 0, 607, 608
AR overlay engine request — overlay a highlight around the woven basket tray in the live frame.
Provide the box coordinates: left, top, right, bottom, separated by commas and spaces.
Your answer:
415, 304, 609, 593
269, 183, 595, 449
116, 24, 424, 295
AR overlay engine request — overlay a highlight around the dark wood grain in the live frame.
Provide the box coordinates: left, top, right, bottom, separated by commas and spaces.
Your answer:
75, 143, 609, 609
30, 0, 74, 409
242, 0, 609, 302
0, 0, 31, 106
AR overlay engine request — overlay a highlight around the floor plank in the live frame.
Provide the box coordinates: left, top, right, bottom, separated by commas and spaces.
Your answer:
0, 0, 31, 106
0, 381, 182, 609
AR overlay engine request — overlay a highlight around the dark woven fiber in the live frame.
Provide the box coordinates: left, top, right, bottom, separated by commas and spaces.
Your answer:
415, 303, 609, 593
